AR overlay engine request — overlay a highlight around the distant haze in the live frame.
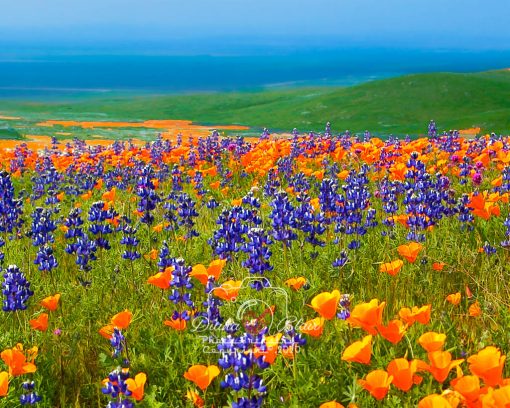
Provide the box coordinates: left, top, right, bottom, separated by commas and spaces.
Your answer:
1, 0, 509, 54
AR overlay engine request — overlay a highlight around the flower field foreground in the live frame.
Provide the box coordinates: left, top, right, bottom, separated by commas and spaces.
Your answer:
1, 124, 510, 407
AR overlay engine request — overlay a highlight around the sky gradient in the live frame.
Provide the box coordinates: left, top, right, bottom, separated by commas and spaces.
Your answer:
1, 0, 509, 52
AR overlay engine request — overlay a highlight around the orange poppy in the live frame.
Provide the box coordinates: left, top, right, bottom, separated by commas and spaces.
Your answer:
358, 370, 393, 400
348, 299, 386, 335
190, 260, 226, 285
111, 310, 132, 329
480, 385, 510, 407
341, 335, 372, 365
310, 290, 341, 320
424, 351, 464, 383
147, 268, 173, 290
254, 333, 282, 364
433, 262, 446, 271
102, 187, 116, 202
183, 365, 220, 391
163, 318, 187, 331
99, 324, 115, 340
319, 402, 345, 408
186, 389, 205, 407
284, 277, 307, 291
418, 394, 453, 408
144, 249, 158, 260
125, 372, 146, 401
397, 242, 423, 263
213, 280, 242, 301
40, 293, 61, 311
418, 332, 447, 352
446, 292, 461, 306
386, 358, 423, 392
0, 344, 37, 376
450, 375, 481, 403
467, 346, 506, 387
469, 301, 482, 317
0, 371, 7, 397
29, 313, 49, 332
379, 259, 404, 276
300, 317, 325, 338
399, 304, 431, 326
377, 319, 407, 344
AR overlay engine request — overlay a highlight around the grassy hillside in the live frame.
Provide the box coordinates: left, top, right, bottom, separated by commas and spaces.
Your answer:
1, 70, 510, 136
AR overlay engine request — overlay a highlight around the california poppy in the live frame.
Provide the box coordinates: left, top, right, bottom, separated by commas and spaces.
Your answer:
341, 335, 372, 365
99, 324, 115, 340
186, 389, 205, 407
213, 280, 242, 301
450, 375, 481, 403
399, 304, 431, 326
183, 365, 220, 391
111, 310, 132, 329
190, 260, 225, 285
1, 344, 37, 376
480, 385, 510, 407
469, 301, 482, 317
446, 292, 461, 306
424, 351, 464, 383
467, 346, 506, 387
163, 318, 187, 331
29, 313, 49, 332
432, 262, 446, 271
147, 268, 173, 290
386, 358, 423, 392
397, 242, 423, 263
418, 332, 447, 352
377, 319, 407, 344
348, 299, 385, 335
284, 277, 307, 291
319, 402, 345, 408
418, 394, 453, 408
40, 294, 61, 312
379, 259, 404, 276
358, 369, 393, 400
300, 317, 325, 338
254, 333, 282, 364
0, 371, 7, 397
310, 290, 341, 320
125, 372, 146, 401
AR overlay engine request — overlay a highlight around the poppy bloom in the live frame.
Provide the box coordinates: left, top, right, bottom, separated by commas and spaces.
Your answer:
358, 370, 393, 400
190, 260, 225, 285
418, 332, 447, 352
300, 317, 325, 338
341, 335, 372, 365
319, 402, 345, 408
397, 242, 423, 263
102, 187, 116, 202
432, 262, 446, 271
480, 385, 510, 407
29, 313, 49, 332
186, 389, 205, 407
377, 319, 407, 344
469, 301, 482, 317
379, 259, 404, 276
418, 394, 452, 408
450, 375, 481, 403
183, 365, 220, 391
467, 346, 506, 387
424, 351, 464, 383
386, 358, 423, 392
0, 371, 7, 397
284, 277, 307, 291
111, 310, 132, 329
163, 318, 187, 331
399, 304, 431, 326
310, 290, 341, 320
99, 324, 115, 340
254, 333, 282, 364
40, 293, 61, 311
348, 299, 386, 335
213, 280, 242, 301
1, 344, 37, 376
446, 292, 461, 306
144, 249, 158, 260
147, 268, 173, 290
125, 372, 146, 401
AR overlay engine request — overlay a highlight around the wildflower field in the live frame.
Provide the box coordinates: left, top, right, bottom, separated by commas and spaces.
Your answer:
1, 123, 510, 407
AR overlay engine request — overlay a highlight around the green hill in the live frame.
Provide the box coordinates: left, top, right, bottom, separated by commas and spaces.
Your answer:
2, 70, 510, 136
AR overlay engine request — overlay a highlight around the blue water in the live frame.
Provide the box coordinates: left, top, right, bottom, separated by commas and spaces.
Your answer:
1, 48, 510, 99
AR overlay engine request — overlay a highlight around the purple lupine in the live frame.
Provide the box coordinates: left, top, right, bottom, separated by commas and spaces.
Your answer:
2, 265, 33, 312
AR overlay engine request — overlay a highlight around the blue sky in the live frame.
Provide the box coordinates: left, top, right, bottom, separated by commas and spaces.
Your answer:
1, 0, 509, 51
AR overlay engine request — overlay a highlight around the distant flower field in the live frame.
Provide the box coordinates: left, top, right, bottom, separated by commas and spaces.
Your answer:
1, 122, 510, 407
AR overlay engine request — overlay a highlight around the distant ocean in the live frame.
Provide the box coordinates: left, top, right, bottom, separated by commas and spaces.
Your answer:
1, 48, 510, 99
